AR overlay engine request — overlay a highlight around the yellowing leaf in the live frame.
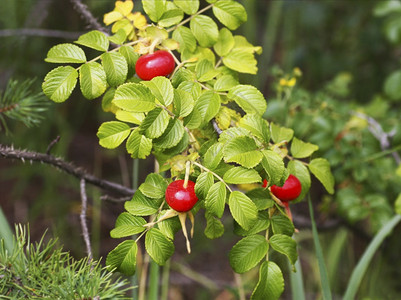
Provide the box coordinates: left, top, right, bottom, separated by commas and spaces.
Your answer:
104, 11, 123, 26
115, 0, 134, 16
112, 19, 134, 35
128, 12, 147, 29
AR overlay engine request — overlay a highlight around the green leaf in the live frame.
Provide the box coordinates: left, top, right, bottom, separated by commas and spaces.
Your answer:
223, 49, 257, 74
291, 137, 319, 158
195, 172, 214, 200
171, 67, 195, 87
142, 0, 167, 22
173, 88, 195, 117
116, 110, 145, 125
119, 45, 139, 78
395, 194, 401, 215
384, 70, 401, 100
219, 127, 251, 143
75, 30, 109, 52
223, 167, 261, 184
145, 228, 175, 266
110, 213, 146, 238
113, 83, 155, 112
158, 8, 184, 27
157, 212, 181, 240
183, 107, 202, 129
204, 142, 224, 170
261, 150, 286, 186
101, 52, 128, 87
214, 75, 238, 92
139, 173, 168, 199
154, 118, 185, 149
287, 160, 311, 202
214, 27, 235, 57
106, 240, 137, 275
97, 121, 131, 149
195, 90, 221, 123
234, 211, 270, 236
125, 190, 162, 216
238, 114, 270, 144
373, 0, 401, 17
190, 15, 219, 47
45, 43, 86, 63
174, 0, 199, 15
270, 123, 294, 143
251, 261, 284, 300
126, 128, 152, 159
141, 76, 174, 106
212, 0, 247, 30
196, 59, 219, 82
79, 62, 107, 100
246, 189, 274, 211
233, 35, 262, 54
271, 215, 295, 237
270, 234, 298, 266
229, 235, 268, 273
139, 107, 170, 139
102, 88, 116, 112
228, 191, 258, 230
205, 181, 226, 218
172, 26, 197, 53
42, 66, 78, 103
178, 80, 202, 99
228, 85, 266, 115
204, 212, 224, 239
108, 28, 128, 45
308, 158, 335, 194
223, 136, 263, 168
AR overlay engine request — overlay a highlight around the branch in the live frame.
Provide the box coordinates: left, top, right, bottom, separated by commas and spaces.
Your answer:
79, 178, 92, 261
69, 0, 108, 34
0, 144, 135, 197
0, 28, 83, 39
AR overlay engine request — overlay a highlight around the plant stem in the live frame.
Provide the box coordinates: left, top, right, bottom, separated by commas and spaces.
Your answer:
234, 273, 245, 300
160, 259, 171, 300
167, 4, 214, 33
148, 259, 160, 300
191, 160, 232, 192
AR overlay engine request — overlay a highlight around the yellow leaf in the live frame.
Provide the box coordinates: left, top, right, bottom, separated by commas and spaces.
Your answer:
112, 19, 134, 35
287, 77, 296, 87
104, 11, 123, 26
115, 0, 134, 17
128, 12, 147, 30
162, 39, 179, 51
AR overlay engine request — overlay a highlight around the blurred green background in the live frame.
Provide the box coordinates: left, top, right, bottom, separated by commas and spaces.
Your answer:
1, 0, 401, 299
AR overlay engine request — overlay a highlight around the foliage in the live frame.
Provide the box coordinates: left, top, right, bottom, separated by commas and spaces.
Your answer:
0, 225, 131, 299
41, 0, 334, 298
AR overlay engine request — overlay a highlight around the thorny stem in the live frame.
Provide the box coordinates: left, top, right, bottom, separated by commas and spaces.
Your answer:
191, 161, 233, 192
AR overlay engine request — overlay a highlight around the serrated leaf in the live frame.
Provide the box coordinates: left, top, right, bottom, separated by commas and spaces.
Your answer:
42, 66, 78, 102
261, 150, 286, 186
139, 173, 168, 199
223, 136, 263, 168
113, 83, 155, 112
270, 234, 298, 266
190, 15, 219, 47
233, 35, 262, 54
143, 0, 167, 22
195, 90, 221, 123
104, 11, 124, 26
110, 213, 146, 238
228, 191, 258, 230
108, 28, 128, 44
228, 85, 266, 115
214, 27, 235, 57
219, 127, 251, 143
119, 45, 139, 78
212, 0, 247, 30
79, 62, 107, 100
229, 235, 268, 273
288, 160, 311, 202
195, 172, 214, 200
223, 167, 261, 184
251, 261, 284, 300
246, 189, 274, 211
238, 114, 270, 144
204, 142, 224, 170
141, 76, 174, 106
178, 81, 202, 99
214, 74, 238, 92
183, 107, 202, 129
145, 228, 175, 265
97, 121, 131, 149
45, 43, 86, 63
270, 123, 294, 143
106, 240, 137, 275
291, 137, 319, 158
205, 181, 226, 218
171, 67, 195, 87
102, 88, 117, 113
115, 0, 134, 16
196, 59, 219, 82
172, 26, 197, 53
126, 128, 152, 159
75, 30, 109, 52
153, 118, 185, 149
101, 52, 128, 87
223, 49, 257, 74
271, 215, 295, 237
234, 211, 270, 236
308, 158, 335, 194
159, 8, 184, 27
157, 212, 181, 240
116, 110, 145, 125
139, 107, 170, 139
204, 212, 224, 239
125, 190, 162, 216
173, 88, 195, 117
174, 0, 199, 15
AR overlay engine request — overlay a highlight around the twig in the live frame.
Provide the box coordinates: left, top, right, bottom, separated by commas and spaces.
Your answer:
100, 194, 132, 202
69, 0, 108, 34
79, 178, 92, 261
46, 136, 60, 155
0, 144, 135, 197
0, 29, 83, 40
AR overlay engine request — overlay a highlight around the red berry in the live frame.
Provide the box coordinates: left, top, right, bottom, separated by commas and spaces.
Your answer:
270, 174, 302, 202
165, 180, 198, 212
135, 50, 175, 81
262, 179, 268, 188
